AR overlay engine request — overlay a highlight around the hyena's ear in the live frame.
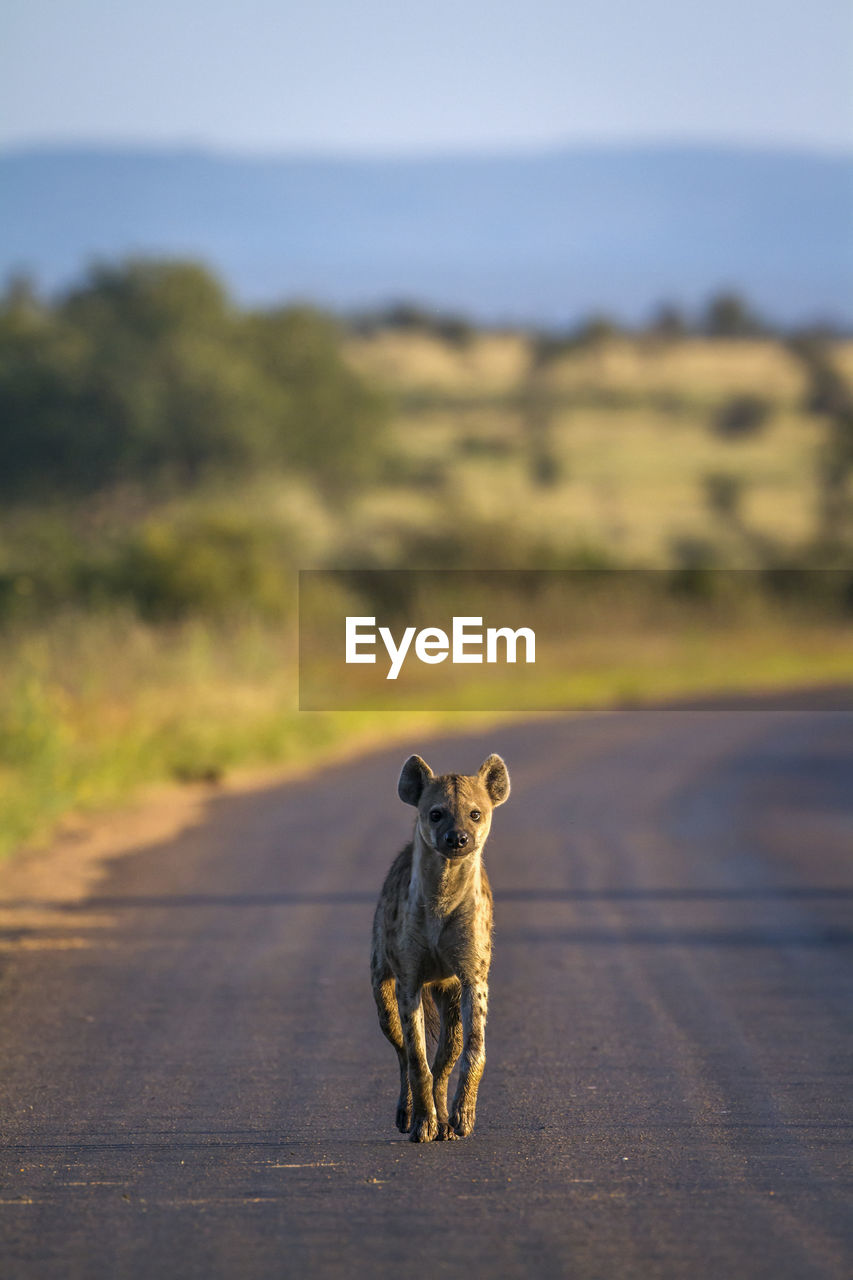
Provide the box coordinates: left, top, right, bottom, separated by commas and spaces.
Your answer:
479, 754, 510, 806
398, 755, 434, 806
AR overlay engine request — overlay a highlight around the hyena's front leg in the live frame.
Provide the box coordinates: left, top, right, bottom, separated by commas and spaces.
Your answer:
450, 981, 488, 1137
431, 987, 463, 1140
397, 986, 438, 1142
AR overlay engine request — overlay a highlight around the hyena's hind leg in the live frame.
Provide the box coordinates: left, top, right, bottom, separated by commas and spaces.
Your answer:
430, 984, 463, 1141
371, 967, 412, 1132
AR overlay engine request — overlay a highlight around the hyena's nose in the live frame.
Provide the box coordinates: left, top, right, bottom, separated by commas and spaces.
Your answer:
444, 830, 469, 850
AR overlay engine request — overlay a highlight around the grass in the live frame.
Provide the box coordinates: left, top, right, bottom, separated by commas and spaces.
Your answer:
345, 333, 845, 567
346, 333, 811, 408
0, 611, 437, 856
368, 399, 825, 565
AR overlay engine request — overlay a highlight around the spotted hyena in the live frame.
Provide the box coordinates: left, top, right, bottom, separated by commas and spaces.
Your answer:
371, 753, 510, 1142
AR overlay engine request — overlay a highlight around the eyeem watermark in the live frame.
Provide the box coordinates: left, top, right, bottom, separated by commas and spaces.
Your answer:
345, 615, 536, 680
298, 568, 853, 711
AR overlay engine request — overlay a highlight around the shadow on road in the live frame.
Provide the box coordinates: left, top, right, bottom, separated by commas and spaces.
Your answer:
499, 925, 853, 948
2, 886, 853, 912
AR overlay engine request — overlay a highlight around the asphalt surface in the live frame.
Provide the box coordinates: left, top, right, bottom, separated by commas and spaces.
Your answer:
1, 708, 852, 1279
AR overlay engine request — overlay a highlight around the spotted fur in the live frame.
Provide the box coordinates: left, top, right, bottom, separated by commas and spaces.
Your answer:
371, 753, 510, 1142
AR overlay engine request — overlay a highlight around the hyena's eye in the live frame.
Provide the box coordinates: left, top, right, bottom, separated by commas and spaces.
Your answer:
470, 809, 481, 821
429, 808, 443, 823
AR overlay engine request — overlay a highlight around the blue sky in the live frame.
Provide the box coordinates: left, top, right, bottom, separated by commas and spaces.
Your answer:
3, 0, 852, 154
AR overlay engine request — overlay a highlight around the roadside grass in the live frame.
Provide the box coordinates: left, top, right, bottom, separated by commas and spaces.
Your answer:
0, 611, 457, 858
1, 605, 850, 860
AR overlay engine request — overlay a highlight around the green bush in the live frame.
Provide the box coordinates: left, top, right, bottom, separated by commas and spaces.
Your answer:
107, 513, 295, 620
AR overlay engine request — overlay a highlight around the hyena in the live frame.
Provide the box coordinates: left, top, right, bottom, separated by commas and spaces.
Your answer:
371, 753, 510, 1142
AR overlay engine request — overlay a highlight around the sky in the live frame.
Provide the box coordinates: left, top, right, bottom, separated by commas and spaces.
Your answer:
3, 0, 852, 155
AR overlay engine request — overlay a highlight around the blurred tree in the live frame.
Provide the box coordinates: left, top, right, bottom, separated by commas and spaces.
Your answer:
59, 260, 279, 483
530, 330, 573, 369
790, 336, 853, 559
0, 259, 388, 500
379, 301, 434, 331
62, 259, 231, 343
649, 302, 688, 340
703, 471, 743, 519
363, 301, 474, 348
431, 313, 474, 349
574, 313, 620, 347
712, 394, 772, 439
703, 292, 765, 338
0, 281, 97, 493
244, 305, 388, 494
529, 443, 562, 487
701, 468, 784, 568
2, 272, 42, 321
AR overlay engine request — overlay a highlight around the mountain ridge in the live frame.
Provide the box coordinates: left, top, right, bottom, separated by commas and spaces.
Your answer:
2, 144, 851, 324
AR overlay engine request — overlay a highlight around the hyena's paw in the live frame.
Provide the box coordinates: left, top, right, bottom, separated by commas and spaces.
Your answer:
395, 1099, 413, 1133
409, 1111, 439, 1143
436, 1120, 459, 1141
451, 1104, 477, 1138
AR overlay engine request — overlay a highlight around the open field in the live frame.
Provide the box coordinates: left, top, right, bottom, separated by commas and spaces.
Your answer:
347, 332, 847, 565
2, 317, 852, 857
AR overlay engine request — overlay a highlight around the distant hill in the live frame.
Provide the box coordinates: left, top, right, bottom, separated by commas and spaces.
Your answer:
1, 145, 851, 325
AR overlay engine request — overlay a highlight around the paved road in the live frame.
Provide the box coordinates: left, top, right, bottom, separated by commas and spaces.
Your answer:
1, 709, 852, 1279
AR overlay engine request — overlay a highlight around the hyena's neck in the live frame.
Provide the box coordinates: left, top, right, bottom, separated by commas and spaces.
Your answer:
411, 828, 481, 916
